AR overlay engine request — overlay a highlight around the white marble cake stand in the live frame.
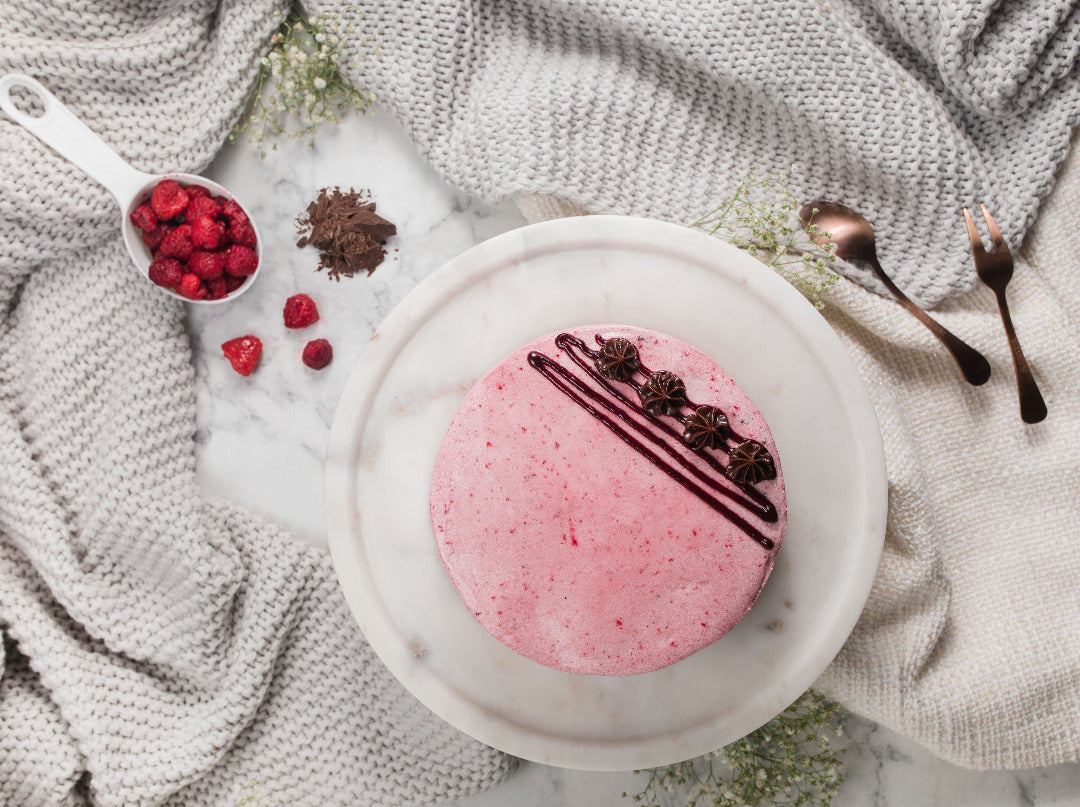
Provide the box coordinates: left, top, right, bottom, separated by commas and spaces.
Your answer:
324, 215, 887, 771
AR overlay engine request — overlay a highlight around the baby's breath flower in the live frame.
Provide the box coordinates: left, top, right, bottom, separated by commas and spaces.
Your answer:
233, 780, 275, 806
625, 690, 846, 807
232, 10, 377, 155
690, 169, 839, 309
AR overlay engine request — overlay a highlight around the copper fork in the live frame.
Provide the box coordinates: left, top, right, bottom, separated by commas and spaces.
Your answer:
964, 205, 1047, 424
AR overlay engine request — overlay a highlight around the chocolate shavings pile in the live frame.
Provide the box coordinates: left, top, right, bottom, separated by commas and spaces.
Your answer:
295, 187, 397, 280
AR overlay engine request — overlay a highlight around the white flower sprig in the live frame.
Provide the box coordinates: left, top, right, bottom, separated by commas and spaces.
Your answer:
233, 10, 376, 155
624, 690, 846, 807
691, 170, 839, 309
233, 780, 276, 806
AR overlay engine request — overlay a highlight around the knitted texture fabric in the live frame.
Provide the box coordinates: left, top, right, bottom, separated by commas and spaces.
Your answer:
318, 0, 1080, 310
814, 134, 1080, 770
0, 2, 513, 805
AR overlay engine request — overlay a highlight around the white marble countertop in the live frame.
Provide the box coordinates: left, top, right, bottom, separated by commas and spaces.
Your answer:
195, 110, 1080, 807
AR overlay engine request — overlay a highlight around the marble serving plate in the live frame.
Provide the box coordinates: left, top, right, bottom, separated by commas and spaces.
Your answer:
325, 215, 887, 770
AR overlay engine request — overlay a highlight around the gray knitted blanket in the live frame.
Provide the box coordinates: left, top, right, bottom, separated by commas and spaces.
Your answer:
324, 0, 1080, 308
0, 2, 513, 805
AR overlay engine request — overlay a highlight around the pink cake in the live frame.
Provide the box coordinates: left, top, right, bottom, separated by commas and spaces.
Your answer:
430, 325, 786, 675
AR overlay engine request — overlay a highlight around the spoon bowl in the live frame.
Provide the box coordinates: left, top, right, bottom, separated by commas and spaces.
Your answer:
801, 201, 879, 263
0, 73, 261, 304
799, 200, 991, 386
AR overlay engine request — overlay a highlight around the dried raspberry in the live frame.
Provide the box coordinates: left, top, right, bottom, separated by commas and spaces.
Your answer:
190, 216, 225, 250
129, 204, 158, 232
150, 179, 189, 220
205, 277, 228, 300
302, 338, 333, 370
158, 224, 195, 261
228, 221, 257, 249
185, 184, 211, 200
176, 273, 205, 300
185, 195, 222, 223
283, 294, 319, 329
221, 335, 262, 376
224, 275, 247, 293
221, 198, 249, 225
188, 250, 225, 280
148, 258, 183, 289
141, 225, 171, 251
224, 244, 258, 276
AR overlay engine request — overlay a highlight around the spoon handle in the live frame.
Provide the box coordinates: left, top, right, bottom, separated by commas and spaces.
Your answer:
0, 73, 156, 206
993, 289, 1047, 423
868, 256, 991, 386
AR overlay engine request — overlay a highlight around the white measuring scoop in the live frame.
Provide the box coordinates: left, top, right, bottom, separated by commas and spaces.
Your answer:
0, 73, 262, 304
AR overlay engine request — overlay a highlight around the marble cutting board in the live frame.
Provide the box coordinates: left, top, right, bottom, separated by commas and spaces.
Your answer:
324, 215, 887, 770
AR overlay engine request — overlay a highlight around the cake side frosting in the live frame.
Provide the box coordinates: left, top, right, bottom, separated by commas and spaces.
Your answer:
431, 325, 787, 675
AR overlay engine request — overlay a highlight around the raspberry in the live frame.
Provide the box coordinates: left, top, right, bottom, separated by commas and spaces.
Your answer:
158, 224, 195, 261
224, 274, 247, 293
188, 250, 225, 280
283, 294, 319, 329
302, 338, 333, 370
224, 244, 258, 276
185, 195, 222, 223
130, 204, 158, 232
185, 184, 211, 200
141, 225, 171, 251
205, 277, 228, 300
221, 199, 249, 225
221, 335, 262, 376
190, 216, 225, 250
176, 273, 205, 300
150, 179, 189, 220
148, 258, 183, 289
228, 221, 257, 249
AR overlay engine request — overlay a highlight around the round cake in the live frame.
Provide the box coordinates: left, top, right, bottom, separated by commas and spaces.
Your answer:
430, 325, 787, 675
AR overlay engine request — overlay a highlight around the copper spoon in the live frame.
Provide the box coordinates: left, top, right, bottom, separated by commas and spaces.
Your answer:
799, 201, 991, 386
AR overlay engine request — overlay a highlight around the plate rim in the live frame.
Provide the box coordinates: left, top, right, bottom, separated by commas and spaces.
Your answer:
325, 215, 887, 770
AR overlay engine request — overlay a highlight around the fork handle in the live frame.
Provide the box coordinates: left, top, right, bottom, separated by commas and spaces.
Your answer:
993, 289, 1047, 423
868, 257, 992, 386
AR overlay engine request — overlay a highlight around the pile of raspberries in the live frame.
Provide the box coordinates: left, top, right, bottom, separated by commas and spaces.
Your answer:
130, 179, 258, 300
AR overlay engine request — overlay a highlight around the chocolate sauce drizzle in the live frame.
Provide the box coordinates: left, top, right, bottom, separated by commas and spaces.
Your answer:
527, 333, 779, 551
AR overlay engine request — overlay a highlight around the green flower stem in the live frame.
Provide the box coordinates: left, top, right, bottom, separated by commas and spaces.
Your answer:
690, 170, 839, 309
232, 9, 376, 155
624, 690, 846, 807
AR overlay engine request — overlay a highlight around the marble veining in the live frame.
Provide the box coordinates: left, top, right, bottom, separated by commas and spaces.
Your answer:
196, 111, 1080, 805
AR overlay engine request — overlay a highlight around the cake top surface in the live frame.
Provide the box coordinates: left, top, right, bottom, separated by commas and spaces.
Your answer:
431, 324, 787, 675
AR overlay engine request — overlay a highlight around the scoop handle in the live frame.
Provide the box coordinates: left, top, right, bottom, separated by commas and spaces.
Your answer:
0, 73, 157, 206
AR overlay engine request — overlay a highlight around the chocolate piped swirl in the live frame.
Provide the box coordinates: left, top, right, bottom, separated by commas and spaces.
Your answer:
595, 337, 639, 380
683, 406, 730, 450
528, 333, 781, 551
640, 371, 688, 416
726, 440, 777, 485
